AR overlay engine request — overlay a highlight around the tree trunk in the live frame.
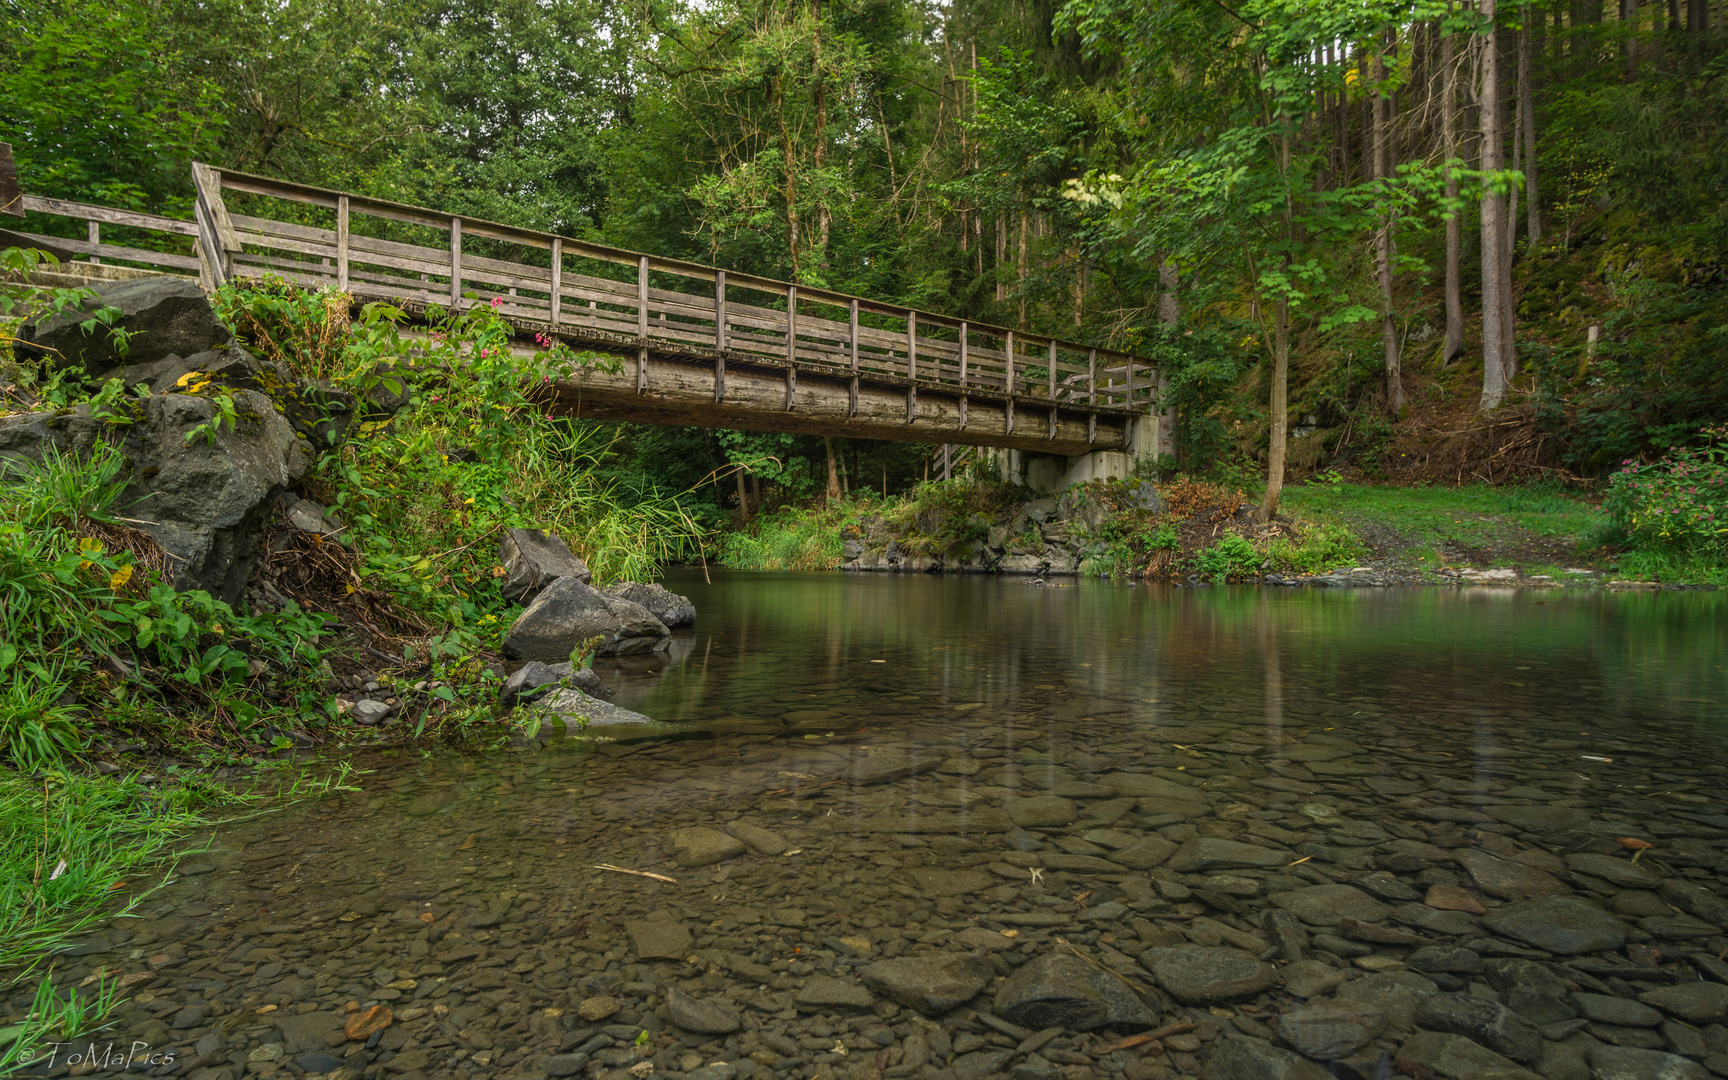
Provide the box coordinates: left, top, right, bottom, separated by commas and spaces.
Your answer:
1442, 17, 1465, 365
1258, 293, 1290, 522
736, 467, 752, 523
1373, 46, 1403, 416
773, 76, 800, 275
1625, 0, 1641, 77
1017, 206, 1029, 323
812, 0, 830, 268
1524, 4, 1542, 245
824, 436, 840, 500
1156, 259, 1180, 461
1480, 0, 1509, 410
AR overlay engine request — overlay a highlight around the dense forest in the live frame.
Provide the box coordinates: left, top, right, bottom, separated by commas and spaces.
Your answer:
3, 0, 1726, 517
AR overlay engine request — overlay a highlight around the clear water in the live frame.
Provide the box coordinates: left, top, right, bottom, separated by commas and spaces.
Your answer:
34, 575, 1728, 1080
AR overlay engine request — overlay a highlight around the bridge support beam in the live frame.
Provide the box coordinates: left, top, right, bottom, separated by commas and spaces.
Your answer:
992, 412, 1161, 494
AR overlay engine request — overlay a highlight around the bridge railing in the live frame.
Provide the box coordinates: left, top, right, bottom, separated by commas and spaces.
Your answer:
203, 167, 1156, 417
12, 161, 1159, 419
5, 196, 200, 276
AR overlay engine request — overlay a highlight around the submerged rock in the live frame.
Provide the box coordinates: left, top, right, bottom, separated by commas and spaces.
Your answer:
860, 954, 991, 1015
537, 687, 651, 727
992, 952, 1155, 1032
1141, 947, 1278, 1004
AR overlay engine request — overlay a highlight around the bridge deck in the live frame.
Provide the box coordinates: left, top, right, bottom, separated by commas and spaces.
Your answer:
12, 164, 1159, 455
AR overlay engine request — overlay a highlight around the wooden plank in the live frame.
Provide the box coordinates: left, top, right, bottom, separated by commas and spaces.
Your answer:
785, 286, 797, 410
906, 312, 917, 424
192, 164, 242, 253
20, 195, 196, 236
0, 142, 21, 218
448, 217, 462, 307
336, 195, 350, 292
7, 231, 199, 271
550, 237, 562, 327
636, 255, 649, 394
847, 298, 859, 418
958, 322, 969, 430
714, 271, 726, 404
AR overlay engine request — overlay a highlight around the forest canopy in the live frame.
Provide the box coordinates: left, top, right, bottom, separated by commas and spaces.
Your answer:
3, 0, 1725, 514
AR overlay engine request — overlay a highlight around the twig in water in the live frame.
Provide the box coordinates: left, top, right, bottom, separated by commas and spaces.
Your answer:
592, 863, 679, 884
1103, 1022, 1197, 1053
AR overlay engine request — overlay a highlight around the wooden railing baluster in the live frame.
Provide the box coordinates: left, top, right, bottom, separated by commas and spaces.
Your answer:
906, 311, 917, 424
714, 270, 726, 404
958, 322, 969, 431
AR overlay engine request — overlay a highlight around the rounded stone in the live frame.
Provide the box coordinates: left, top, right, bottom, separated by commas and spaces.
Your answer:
1481, 896, 1627, 955
1139, 947, 1278, 1005
993, 952, 1155, 1032
1274, 1000, 1387, 1060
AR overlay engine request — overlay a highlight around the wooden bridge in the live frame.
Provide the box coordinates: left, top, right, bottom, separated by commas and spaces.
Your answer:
5, 161, 1159, 458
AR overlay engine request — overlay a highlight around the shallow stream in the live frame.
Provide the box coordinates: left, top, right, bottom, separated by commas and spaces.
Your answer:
27, 575, 1728, 1080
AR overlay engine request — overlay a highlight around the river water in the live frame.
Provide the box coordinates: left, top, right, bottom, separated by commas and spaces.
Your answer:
30, 575, 1728, 1080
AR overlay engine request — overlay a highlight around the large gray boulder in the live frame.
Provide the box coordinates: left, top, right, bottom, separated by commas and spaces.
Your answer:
121, 390, 310, 604
502, 578, 669, 659
18, 277, 231, 378
499, 660, 611, 705
604, 581, 696, 628
0, 389, 308, 606
499, 528, 591, 603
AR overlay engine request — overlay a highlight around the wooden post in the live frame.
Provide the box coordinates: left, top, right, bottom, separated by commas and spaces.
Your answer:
1086, 347, 1097, 444
87, 221, 100, 265
1125, 353, 1135, 410
549, 237, 562, 327
1047, 339, 1058, 440
714, 270, 727, 404
1005, 330, 1015, 435
906, 311, 917, 424
448, 217, 462, 306
958, 321, 969, 430
636, 256, 649, 394
191, 163, 241, 288
785, 286, 797, 410
336, 195, 350, 292
942, 443, 951, 481
847, 298, 859, 417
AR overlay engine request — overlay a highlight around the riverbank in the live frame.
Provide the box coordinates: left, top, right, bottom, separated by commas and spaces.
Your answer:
719, 477, 1725, 589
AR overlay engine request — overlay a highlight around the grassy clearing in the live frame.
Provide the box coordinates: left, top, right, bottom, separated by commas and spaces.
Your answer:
1280, 481, 1605, 566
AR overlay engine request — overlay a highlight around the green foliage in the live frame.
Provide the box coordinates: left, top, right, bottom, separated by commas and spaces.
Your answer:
1193, 533, 1260, 582
1267, 523, 1368, 574
1, 249, 135, 378
0, 0, 221, 214
720, 503, 851, 571
1602, 426, 1728, 556
217, 279, 707, 630
0, 442, 333, 767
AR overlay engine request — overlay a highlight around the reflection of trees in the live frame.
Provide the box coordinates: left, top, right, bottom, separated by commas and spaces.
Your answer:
619, 573, 1727, 740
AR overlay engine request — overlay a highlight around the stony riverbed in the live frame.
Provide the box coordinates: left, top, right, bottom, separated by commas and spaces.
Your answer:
24, 690, 1728, 1080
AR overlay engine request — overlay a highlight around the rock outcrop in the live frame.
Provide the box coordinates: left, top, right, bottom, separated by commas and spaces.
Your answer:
499, 528, 591, 602
502, 578, 670, 659
18, 277, 231, 378
603, 581, 697, 628
1, 279, 364, 606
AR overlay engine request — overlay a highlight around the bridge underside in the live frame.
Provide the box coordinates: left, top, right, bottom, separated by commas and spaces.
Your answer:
524, 334, 1138, 458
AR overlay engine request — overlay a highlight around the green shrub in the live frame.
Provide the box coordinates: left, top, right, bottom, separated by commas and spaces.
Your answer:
1602, 425, 1728, 556
720, 503, 849, 569
1193, 533, 1260, 581
1268, 523, 1368, 574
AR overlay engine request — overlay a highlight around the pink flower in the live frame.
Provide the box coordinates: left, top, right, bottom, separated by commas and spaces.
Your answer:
490, 296, 504, 309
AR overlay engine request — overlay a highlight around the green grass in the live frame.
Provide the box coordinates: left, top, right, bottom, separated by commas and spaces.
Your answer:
1281, 481, 1603, 562
719, 501, 851, 570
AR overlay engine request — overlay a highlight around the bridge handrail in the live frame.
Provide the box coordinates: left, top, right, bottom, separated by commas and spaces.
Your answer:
10, 162, 1158, 422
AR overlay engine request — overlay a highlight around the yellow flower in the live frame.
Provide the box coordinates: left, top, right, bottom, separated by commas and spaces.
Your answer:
109, 565, 134, 590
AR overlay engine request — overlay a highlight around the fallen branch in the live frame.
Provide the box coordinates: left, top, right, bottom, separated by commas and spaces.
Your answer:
592, 863, 679, 884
